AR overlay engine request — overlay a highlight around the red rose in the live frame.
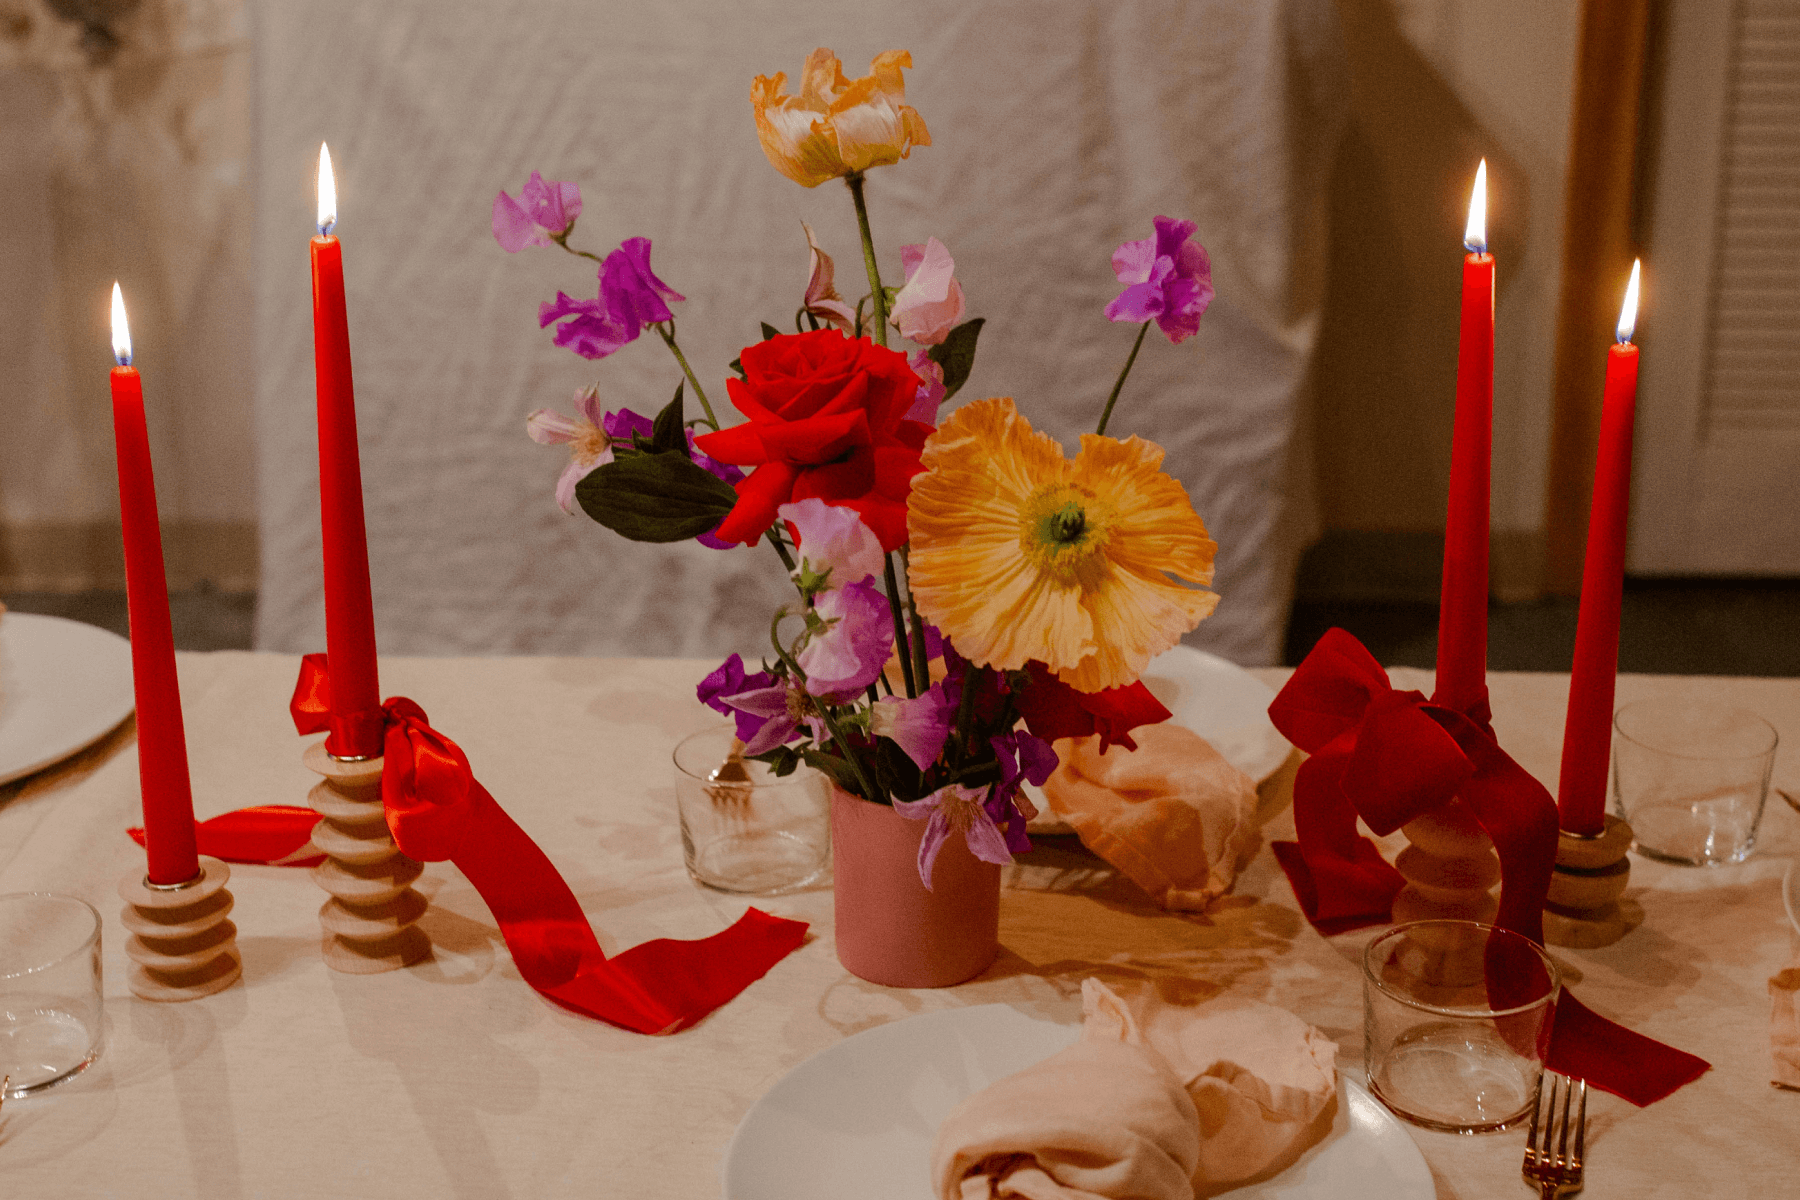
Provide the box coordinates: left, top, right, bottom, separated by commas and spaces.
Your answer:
693, 330, 930, 550
1014, 662, 1172, 753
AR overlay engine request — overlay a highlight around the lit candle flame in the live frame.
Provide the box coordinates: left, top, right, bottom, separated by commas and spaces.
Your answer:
317, 142, 337, 236
1616, 258, 1641, 344
1464, 159, 1487, 254
110, 282, 132, 367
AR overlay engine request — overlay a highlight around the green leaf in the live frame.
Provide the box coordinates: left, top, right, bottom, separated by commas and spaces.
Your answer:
760, 321, 781, 342
652, 383, 687, 455
574, 452, 739, 543
802, 747, 867, 797
749, 745, 803, 778
728, 357, 746, 380
927, 317, 984, 403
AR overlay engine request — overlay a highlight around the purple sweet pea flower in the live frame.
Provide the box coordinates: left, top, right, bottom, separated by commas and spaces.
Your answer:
988, 731, 1057, 853
893, 783, 1015, 889
698, 654, 778, 744
1104, 216, 1214, 344
492, 172, 582, 252
905, 350, 945, 423
717, 677, 823, 756
797, 579, 895, 703
870, 680, 957, 770
540, 237, 686, 360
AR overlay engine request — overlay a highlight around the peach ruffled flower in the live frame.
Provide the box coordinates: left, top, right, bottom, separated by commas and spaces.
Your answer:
906, 397, 1218, 692
752, 49, 931, 188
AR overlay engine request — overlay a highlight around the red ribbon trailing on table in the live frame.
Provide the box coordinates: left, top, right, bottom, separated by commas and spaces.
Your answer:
1269, 628, 1708, 1106
137, 655, 808, 1034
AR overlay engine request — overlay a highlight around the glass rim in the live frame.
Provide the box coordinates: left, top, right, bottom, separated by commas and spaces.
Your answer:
1361, 920, 1560, 1018
1612, 698, 1778, 762
672, 721, 817, 785
0, 892, 102, 982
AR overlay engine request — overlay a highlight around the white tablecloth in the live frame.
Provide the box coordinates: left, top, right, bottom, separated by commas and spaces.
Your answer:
1, 654, 1797, 1197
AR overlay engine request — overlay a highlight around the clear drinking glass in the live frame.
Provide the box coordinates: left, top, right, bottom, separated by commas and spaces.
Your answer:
673, 724, 830, 895
0, 893, 104, 1098
1363, 920, 1559, 1133
1612, 698, 1778, 866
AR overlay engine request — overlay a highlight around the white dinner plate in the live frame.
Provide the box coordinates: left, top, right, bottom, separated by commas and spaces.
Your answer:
0, 612, 136, 785
721, 1005, 1434, 1200
1025, 643, 1292, 832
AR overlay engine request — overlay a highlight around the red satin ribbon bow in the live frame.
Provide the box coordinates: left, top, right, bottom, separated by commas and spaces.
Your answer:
1269, 628, 1708, 1106
156, 654, 808, 1034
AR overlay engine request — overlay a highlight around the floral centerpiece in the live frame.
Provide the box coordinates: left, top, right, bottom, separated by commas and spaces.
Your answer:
499, 48, 1220, 984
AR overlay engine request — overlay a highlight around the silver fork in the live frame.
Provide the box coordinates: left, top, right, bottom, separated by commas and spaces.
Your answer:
1522, 1072, 1586, 1198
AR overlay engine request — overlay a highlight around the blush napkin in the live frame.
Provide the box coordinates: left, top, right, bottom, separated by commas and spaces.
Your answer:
931, 980, 1338, 1200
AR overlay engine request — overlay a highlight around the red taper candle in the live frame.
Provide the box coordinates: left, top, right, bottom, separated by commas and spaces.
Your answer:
1435, 160, 1495, 716
1556, 261, 1642, 835
311, 143, 382, 758
109, 284, 201, 885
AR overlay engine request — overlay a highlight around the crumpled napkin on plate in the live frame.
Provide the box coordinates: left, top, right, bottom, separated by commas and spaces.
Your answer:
931, 980, 1339, 1200
1042, 724, 1261, 910
1772, 965, 1800, 1088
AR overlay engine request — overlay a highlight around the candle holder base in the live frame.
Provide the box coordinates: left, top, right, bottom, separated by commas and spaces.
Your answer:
1392, 799, 1500, 935
118, 857, 243, 1002
303, 741, 431, 973
1542, 814, 1634, 948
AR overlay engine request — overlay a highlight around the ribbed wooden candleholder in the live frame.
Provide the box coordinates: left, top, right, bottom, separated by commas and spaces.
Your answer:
1392, 798, 1500, 931
303, 742, 431, 973
1542, 813, 1634, 948
118, 857, 242, 1001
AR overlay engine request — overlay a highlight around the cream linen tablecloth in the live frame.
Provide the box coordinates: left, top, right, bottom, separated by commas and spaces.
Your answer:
1, 653, 1796, 1198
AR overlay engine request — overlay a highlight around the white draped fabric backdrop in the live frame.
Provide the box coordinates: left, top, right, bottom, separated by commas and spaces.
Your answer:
239, 0, 1346, 667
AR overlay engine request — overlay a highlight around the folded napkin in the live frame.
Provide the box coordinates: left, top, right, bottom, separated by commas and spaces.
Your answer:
1772, 965, 1800, 1089
1042, 725, 1260, 910
931, 980, 1338, 1199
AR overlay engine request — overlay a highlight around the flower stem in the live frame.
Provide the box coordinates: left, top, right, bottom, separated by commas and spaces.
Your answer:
883, 553, 918, 699
1095, 320, 1151, 436
552, 233, 604, 264
766, 529, 797, 574
899, 547, 930, 690
656, 323, 719, 429
769, 611, 880, 801
846, 173, 889, 347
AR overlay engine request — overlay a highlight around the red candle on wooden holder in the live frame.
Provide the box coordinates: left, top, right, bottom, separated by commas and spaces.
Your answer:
1556, 261, 1642, 836
311, 143, 383, 758
1435, 161, 1496, 715
109, 284, 201, 886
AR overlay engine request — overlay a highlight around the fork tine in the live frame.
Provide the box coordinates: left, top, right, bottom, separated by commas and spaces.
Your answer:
1555, 1073, 1573, 1173
1572, 1078, 1587, 1175
1525, 1073, 1546, 1167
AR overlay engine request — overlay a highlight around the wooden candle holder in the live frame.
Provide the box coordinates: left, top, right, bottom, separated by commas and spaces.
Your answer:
118, 857, 242, 1001
1392, 798, 1500, 930
1542, 813, 1634, 948
303, 742, 430, 973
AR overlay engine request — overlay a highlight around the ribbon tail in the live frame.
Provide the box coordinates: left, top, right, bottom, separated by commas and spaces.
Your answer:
446, 781, 808, 1034
128, 806, 324, 867
1549, 991, 1710, 1105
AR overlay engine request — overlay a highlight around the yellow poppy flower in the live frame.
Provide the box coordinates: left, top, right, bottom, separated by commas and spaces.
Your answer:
906, 397, 1218, 692
752, 48, 931, 188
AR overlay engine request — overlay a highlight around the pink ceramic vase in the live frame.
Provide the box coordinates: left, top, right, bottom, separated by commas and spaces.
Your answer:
829, 785, 1001, 987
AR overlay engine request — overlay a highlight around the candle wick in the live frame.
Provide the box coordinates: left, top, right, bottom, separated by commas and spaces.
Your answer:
318, 216, 337, 237
115, 348, 132, 367
1464, 236, 1486, 255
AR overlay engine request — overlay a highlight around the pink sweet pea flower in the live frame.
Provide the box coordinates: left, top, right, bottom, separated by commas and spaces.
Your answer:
797, 579, 894, 702
778, 498, 885, 588
492, 172, 582, 252
1104, 216, 1214, 343
526, 387, 612, 514
870, 680, 957, 770
905, 350, 945, 423
889, 238, 965, 345
893, 783, 1014, 889
802, 223, 857, 332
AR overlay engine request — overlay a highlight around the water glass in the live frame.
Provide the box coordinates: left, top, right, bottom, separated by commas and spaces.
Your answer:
1612, 698, 1777, 866
1, 893, 104, 1098
673, 724, 830, 894
1363, 920, 1559, 1133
